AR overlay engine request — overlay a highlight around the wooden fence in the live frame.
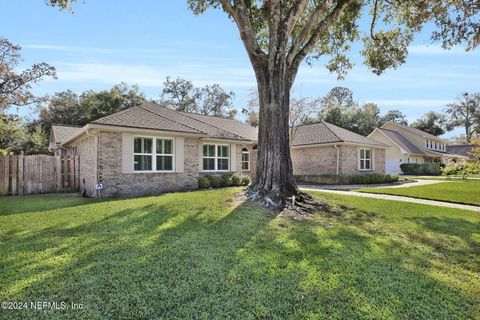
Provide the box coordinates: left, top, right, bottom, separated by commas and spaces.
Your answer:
0, 155, 80, 195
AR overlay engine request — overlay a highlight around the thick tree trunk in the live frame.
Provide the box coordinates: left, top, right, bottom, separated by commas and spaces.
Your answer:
248, 62, 298, 208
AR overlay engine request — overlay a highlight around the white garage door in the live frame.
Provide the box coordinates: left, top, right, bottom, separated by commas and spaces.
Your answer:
386, 160, 401, 174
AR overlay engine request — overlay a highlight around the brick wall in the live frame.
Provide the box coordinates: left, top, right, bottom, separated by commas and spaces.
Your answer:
292, 144, 386, 176
96, 132, 200, 198
75, 134, 97, 197
291, 145, 338, 176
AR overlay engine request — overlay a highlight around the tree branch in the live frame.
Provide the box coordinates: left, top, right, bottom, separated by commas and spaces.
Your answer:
287, 0, 354, 83
218, 0, 267, 63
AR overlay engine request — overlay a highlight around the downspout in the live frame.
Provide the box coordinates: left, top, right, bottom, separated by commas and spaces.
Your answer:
334, 144, 340, 175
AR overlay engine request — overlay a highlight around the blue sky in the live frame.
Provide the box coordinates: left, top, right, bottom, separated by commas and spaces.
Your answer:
2, 1, 479, 137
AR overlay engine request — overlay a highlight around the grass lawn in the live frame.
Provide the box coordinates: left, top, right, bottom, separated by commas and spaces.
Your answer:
400, 175, 480, 181
1, 189, 479, 319
357, 180, 480, 206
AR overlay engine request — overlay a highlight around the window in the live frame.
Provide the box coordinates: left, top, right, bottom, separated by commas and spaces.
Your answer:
202, 144, 229, 171
133, 137, 174, 172
359, 148, 372, 171
156, 139, 174, 171
241, 147, 250, 171
134, 137, 153, 171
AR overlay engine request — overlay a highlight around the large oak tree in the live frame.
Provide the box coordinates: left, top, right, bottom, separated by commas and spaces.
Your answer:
50, 0, 479, 210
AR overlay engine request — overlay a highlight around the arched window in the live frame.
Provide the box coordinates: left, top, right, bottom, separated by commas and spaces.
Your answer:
241, 147, 250, 171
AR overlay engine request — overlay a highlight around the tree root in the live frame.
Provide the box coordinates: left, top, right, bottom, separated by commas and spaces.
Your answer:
246, 188, 332, 218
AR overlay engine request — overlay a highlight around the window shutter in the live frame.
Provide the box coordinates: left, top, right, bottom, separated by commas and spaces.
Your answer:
230, 144, 236, 172
122, 133, 134, 173
175, 137, 184, 173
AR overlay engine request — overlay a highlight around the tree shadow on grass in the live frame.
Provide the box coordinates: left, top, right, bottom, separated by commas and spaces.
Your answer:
0, 199, 275, 319
227, 207, 478, 319
1, 194, 479, 319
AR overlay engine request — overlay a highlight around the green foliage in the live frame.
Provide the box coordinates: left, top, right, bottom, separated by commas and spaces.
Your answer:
0, 37, 56, 111
160, 77, 236, 119
198, 173, 249, 189
240, 175, 251, 186
0, 114, 29, 154
349, 173, 399, 185
411, 111, 451, 136
1, 190, 479, 319
231, 174, 242, 186
400, 163, 442, 176
445, 92, 480, 142
39, 83, 146, 135
198, 177, 211, 189
442, 162, 480, 179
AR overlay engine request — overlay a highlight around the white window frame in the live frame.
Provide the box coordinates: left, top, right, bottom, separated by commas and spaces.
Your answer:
358, 148, 372, 171
155, 138, 175, 172
133, 136, 175, 173
202, 143, 230, 172
241, 146, 250, 171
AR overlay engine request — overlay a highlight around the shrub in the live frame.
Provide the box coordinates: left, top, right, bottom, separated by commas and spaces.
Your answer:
209, 175, 222, 188
442, 161, 480, 179
349, 173, 399, 185
231, 174, 242, 186
198, 177, 211, 189
400, 163, 441, 176
220, 173, 233, 187
240, 175, 251, 186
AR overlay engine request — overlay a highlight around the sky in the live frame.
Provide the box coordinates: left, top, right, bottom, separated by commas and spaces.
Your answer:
2, 1, 479, 138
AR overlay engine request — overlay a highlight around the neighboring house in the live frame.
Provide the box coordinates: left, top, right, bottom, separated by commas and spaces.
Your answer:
49, 125, 83, 156
368, 122, 468, 174
291, 121, 388, 180
50, 102, 258, 197
446, 144, 476, 160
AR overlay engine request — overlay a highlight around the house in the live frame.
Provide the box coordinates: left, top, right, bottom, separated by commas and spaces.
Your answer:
50, 103, 389, 198
368, 122, 468, 174
291, 121, 388, 182
446, 144, 476, 160
50, 102, 258, 197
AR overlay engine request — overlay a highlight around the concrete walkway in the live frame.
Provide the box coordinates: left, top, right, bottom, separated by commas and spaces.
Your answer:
300, 186, 480, 212
375, 179, 445, 189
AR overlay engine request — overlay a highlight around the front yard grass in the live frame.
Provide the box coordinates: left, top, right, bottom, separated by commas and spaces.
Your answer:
357, 180, 480, 206
1, 189, 479, 319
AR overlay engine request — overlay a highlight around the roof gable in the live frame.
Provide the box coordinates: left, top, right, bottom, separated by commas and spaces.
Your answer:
377, 128, 423, 155
293, 121, 388, 147
382, 122, 443, 141
51, 125, 83, 144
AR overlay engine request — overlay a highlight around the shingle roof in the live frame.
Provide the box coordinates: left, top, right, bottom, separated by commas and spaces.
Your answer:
51, 125, 83, 143
292, 122, 388, 147
447, 144, 474, 158
92, 105, 202, 134
180, 111, 258, 141
88, 102, 257, 141
378, 128, 424, 155
383, 122, 442, 140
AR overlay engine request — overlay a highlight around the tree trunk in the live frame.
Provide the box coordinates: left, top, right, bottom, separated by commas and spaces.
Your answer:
249, 62, 298, 207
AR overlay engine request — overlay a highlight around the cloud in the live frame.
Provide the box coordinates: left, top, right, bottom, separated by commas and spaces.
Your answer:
53, 62, 256, 88
408, 44, 477, 56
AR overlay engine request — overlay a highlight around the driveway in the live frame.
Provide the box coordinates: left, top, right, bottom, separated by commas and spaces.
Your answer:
300, 183, 480, 212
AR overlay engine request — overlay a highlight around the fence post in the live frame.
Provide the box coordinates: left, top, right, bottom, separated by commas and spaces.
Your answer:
3, 155, 9, 195
0, 156, 4, 195
10, 156, 17, 195
18, 153, 24, 195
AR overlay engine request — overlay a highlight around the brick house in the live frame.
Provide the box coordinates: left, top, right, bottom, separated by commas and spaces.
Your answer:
50, 103, 388, 198
291, 122, 388, 183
